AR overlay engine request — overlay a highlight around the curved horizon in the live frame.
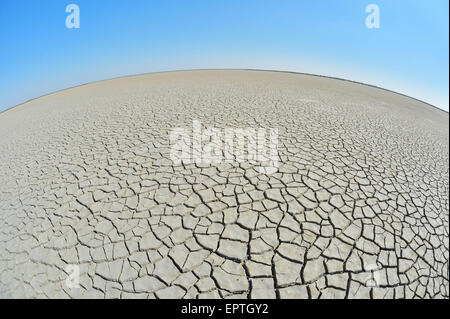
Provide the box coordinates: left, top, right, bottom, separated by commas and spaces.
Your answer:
1, 68, 448, 116
1, 1, 448, 112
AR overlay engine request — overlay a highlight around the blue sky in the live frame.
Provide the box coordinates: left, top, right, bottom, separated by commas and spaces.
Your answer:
0, 0, 448, 112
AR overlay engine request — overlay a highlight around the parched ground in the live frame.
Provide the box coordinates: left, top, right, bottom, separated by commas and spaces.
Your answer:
0, 70, 448, 299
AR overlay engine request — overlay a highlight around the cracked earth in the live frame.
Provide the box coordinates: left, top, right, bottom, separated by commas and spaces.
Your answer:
0, 70, 448, 299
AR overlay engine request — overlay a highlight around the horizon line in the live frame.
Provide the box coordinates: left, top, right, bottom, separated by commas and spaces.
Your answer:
1, 68, 448, 115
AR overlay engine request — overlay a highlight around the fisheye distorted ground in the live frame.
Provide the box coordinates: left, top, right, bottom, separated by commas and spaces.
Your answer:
0, 70, 448, 298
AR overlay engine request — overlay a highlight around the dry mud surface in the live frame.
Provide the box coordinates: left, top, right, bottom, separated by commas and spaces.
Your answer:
0, 70, 448, 299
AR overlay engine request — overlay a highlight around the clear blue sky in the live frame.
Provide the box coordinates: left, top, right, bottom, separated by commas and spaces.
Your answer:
0, 0, 448, 112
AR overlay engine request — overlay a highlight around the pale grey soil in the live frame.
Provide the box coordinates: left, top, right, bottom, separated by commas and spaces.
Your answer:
0, 70, 448, 298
